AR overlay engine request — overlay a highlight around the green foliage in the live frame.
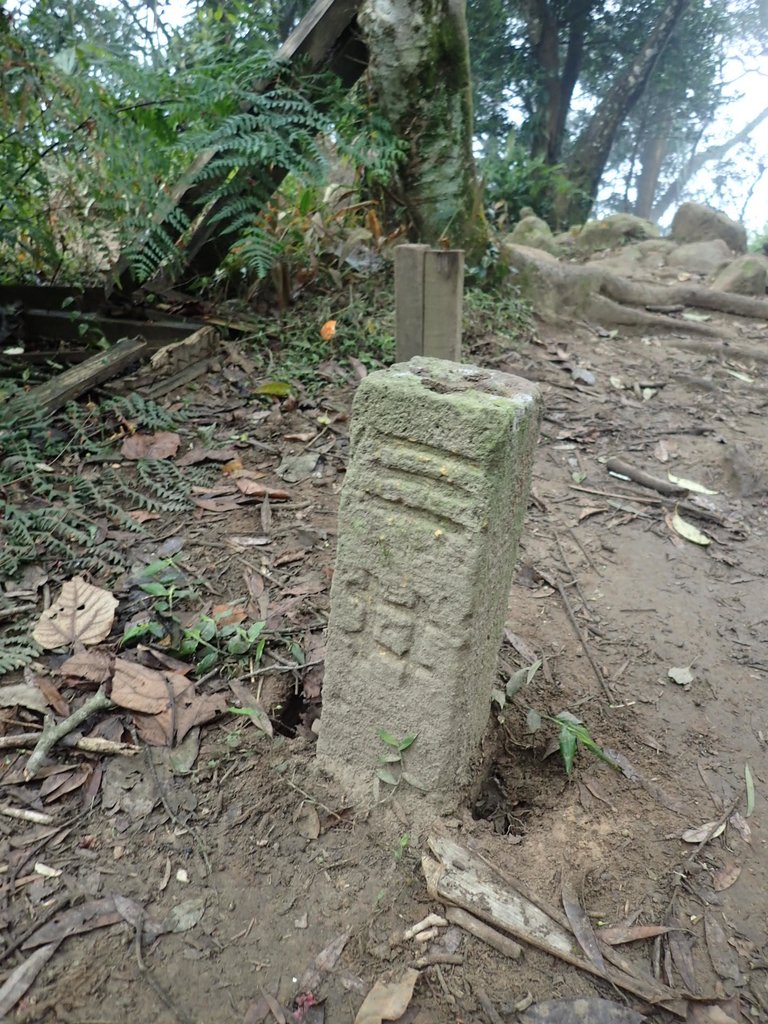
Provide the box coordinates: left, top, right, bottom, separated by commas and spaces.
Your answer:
246, 271, 396, 390
0, 0, 406, 290
463, 285, 535, 350
0, 388, 207, 582
178, 615, 266, 674
376, 729, 423, 792
478, 134, 586, 229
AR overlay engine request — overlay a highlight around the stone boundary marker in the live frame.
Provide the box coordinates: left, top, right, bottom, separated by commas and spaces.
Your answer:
316, 357, 542, 811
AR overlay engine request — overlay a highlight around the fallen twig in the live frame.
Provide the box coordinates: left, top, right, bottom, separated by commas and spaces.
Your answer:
0, 731, 138, 756
0, 805, 55, 825
606, 457, 688, 498
553, 577, 615, 703
24, 686, 115, 780
445, 906, 522, 960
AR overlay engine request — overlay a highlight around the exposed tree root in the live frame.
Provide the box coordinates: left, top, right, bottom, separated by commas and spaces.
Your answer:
504, 244, 768, 337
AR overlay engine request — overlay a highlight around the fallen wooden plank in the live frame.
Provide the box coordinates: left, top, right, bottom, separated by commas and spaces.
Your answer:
425, 834, 690, 1017
21, 310, 204, 346
9, 336, 149, 416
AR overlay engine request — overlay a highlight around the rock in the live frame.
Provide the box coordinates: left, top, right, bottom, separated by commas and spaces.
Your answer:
710, 254, 768, 295
574, 214, 660, 254
507, 215, 558, 255
670, 203, 746, 253
667, 239, 732, 275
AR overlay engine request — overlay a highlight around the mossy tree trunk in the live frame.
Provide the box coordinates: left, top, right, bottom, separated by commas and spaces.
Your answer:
359, 0, 487, 261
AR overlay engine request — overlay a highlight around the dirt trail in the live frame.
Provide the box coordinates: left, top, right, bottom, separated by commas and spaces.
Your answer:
2, 269, 767, 1023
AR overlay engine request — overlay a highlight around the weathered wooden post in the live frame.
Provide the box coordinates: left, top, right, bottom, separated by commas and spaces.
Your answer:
395, 246, 464, 362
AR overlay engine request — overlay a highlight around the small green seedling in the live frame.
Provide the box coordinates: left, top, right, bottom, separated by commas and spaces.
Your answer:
492, 658, 541, 718
179, 616, 266, 673
376, 730, 424, 791
394, 832, 410, 862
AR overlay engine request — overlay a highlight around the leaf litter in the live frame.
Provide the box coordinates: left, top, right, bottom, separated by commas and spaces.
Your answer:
2, 274, 767, 1024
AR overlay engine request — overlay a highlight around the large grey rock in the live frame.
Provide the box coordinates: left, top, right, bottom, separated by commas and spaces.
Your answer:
317, 357, 542, 811
507, 214, 558, 255
574, 214, 660, 254
667, 239, 731, 275
670, 203, 747, 253
710, 254, 768, 295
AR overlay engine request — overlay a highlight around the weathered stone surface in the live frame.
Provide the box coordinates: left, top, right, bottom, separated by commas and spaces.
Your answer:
670, 202, 747, 253
507, 214, 558, 255
667, 239, 731, 275
574, 214, 659, 254
316, 357, 542, 810
710, 254, 768, 295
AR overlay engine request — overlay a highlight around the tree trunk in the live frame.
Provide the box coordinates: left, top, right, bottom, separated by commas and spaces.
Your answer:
359, 0, 487, 260
559, 0, 690, 224
652, 103, 768, 221
633, 120, 670, 219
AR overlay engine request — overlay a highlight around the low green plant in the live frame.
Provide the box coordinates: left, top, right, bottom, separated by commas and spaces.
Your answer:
492, 659, 615, 777
178, 615, 266, 674
376, 729, 421, 791
394, 832, 410, 862
477, 132, 587, 231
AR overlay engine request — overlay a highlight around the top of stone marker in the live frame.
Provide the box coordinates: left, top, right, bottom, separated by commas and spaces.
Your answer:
391, 356, 540, 403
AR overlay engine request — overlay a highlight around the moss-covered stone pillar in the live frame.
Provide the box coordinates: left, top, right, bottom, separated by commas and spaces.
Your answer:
316, 357, 542, 811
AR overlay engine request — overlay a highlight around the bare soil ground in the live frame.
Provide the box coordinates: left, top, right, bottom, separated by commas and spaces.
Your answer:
2, 267, 767, 1024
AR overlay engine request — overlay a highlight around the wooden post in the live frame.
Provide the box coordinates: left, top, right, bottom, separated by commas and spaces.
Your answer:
395, 246, 464, 363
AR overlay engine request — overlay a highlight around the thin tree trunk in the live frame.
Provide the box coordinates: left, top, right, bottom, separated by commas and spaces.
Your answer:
652, 103, 768, 221
560, 0, 690, 224
633, 120, 670, 218
360, 0, 487, 259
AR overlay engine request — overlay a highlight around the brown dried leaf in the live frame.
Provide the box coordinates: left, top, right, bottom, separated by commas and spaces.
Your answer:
686, 1001, 740, 1024
561, 877, 606, 972
704, 912, 740, 982
40, 766, 91, 803
668, 929, 699, 993
176, 447, 238, 466
192, 494, 242, 512
57, 649, 114, 684
295, 804, 321, 840
596, 924, 671, 945
128, 509, 161, 523
22, 898, 121, 949
0, 942, 60, 1019
175, 692, 227, 745
354, 969, 420, 1024
120, 431, 180, 460
33, 577, 118, 649
298, 931, 350, 993
521, 999, 646, 1024
111, 660, 189, 715
729, 811, 751, 843
32, 676, 70, 716
711, 859, 741, 892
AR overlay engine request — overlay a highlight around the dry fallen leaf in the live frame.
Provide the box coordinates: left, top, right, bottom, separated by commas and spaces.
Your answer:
681, 821, 726, 843
33, 577, 118, 649
57, 649, 113, 683
120, 431, 181, 460
295, 804, 321, 840
596, 924, 672, 945
176, 447, 238, 466
354, 969, 419, 1024
320, 319, 337, 341
666, 509, 711, 546
234, 479, 291, 500
711, 859, 741, 891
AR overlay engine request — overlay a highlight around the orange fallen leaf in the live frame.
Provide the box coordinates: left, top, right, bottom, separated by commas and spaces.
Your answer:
222, 458, 244, 475
320, 319, 337, 341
